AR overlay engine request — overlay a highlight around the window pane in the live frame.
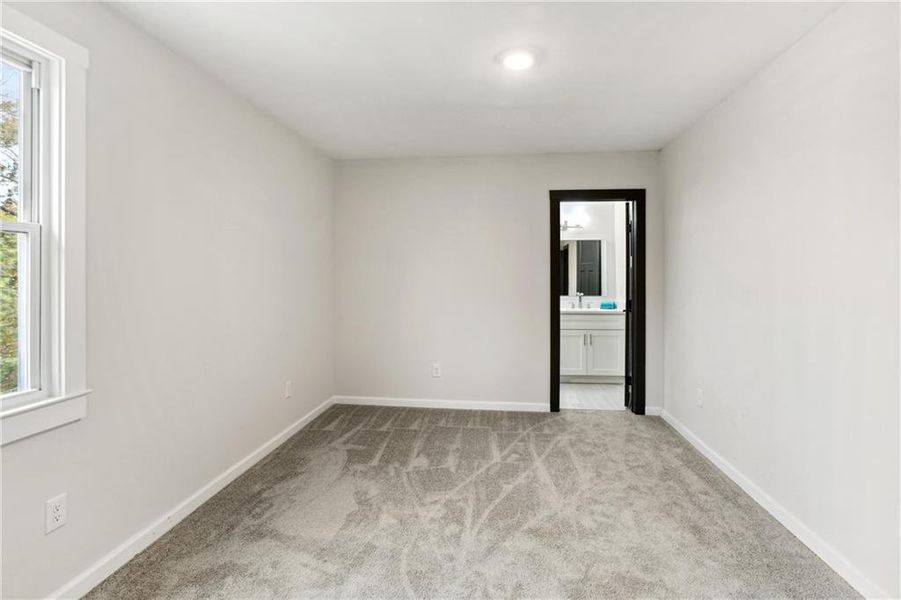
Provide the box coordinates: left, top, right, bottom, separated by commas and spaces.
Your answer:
1, 60, 23, 221
1, 230, 28, 394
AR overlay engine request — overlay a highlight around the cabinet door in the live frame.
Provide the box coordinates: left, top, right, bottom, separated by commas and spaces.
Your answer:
587, 330, 625, 376
560, 330, 587, 375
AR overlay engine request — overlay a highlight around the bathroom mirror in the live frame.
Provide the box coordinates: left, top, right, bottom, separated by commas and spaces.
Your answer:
559, 239, 606, 296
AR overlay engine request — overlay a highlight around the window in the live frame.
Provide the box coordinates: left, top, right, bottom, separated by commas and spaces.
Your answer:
2, 45, 42, 401
0, 8, 89, 444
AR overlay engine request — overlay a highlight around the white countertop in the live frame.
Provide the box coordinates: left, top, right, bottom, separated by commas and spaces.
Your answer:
560, 308, 625, 315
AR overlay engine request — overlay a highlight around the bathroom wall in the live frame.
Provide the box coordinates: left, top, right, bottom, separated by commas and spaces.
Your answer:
559, 200, 627, 308
334, 152, 662, 409
662, 3, 899, 596
614, 203, 627, 308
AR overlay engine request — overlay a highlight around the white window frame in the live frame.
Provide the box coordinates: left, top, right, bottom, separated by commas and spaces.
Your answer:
0, 7, 89, 445
3, 42, 47, 408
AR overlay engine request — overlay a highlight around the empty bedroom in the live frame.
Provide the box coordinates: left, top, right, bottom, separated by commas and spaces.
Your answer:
1, 2, 898, 599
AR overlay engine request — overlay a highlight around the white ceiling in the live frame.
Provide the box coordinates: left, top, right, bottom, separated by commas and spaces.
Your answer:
111, 2, 837, 159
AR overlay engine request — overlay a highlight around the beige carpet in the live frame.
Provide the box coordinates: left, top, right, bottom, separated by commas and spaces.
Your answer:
87, 404, 858, 599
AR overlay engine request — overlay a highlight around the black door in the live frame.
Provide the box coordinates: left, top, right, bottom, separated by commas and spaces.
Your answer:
576, 240, 601, 295
624, 204, 633, 409
559, 247, 569, 295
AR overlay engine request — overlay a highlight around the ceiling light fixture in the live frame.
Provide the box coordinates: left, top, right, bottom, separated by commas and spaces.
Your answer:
496, 48, 538, 71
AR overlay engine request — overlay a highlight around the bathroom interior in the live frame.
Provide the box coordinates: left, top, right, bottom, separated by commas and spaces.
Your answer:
559, 201, 627, 410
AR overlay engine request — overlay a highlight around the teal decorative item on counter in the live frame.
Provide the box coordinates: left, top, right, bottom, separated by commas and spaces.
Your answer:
600, 300, 617, 309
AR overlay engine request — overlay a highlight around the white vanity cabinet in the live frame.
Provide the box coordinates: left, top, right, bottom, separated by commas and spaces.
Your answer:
586, 330, 624, 375
560, 330, 589, 375
560, 313, 625, 378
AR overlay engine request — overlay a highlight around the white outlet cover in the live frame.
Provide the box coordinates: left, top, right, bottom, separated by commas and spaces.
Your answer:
46, 492, 67, 534
431, 362, 441, 377
284, 380, 293, 398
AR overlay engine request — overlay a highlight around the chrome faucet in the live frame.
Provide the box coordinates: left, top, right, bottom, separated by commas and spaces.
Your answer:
577, 292, 584, 308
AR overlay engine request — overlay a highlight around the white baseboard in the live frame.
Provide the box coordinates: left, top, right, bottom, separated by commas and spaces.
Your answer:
644, 406, 662, 416
49, 396, 335, 600
332, 395, 548, 412
661, 410, 888, 599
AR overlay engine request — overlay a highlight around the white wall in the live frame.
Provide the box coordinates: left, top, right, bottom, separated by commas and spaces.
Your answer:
614, 202, 627, 308
661, 4, 899, 597
334, 152, 662, 409
1, 4, 335, 598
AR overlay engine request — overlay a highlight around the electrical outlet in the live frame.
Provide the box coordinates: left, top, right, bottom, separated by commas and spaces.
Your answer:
46, 493, 67, 534
284, 380, 293, 399
696, 387, 704, 408
431, 362, 442, 378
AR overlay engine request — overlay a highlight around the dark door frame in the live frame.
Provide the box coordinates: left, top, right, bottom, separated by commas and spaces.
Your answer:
549, 189, 646, 414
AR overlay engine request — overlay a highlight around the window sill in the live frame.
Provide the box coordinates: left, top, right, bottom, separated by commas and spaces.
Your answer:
1, 390, 90, 445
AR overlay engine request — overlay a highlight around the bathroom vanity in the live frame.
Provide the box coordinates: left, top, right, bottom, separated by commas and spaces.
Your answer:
560, 310, 625, 379
559, 222, 625, 381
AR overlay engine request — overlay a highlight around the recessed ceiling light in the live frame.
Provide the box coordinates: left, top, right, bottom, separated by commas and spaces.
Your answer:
496, 48, 538, 71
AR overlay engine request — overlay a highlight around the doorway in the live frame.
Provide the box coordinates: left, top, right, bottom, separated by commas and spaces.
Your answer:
549, 190, 646, 414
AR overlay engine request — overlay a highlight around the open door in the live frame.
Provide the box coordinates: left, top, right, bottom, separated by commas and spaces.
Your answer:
622, 199, 645, 414
624, 203, 633, 410
549, 189, 645, 414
